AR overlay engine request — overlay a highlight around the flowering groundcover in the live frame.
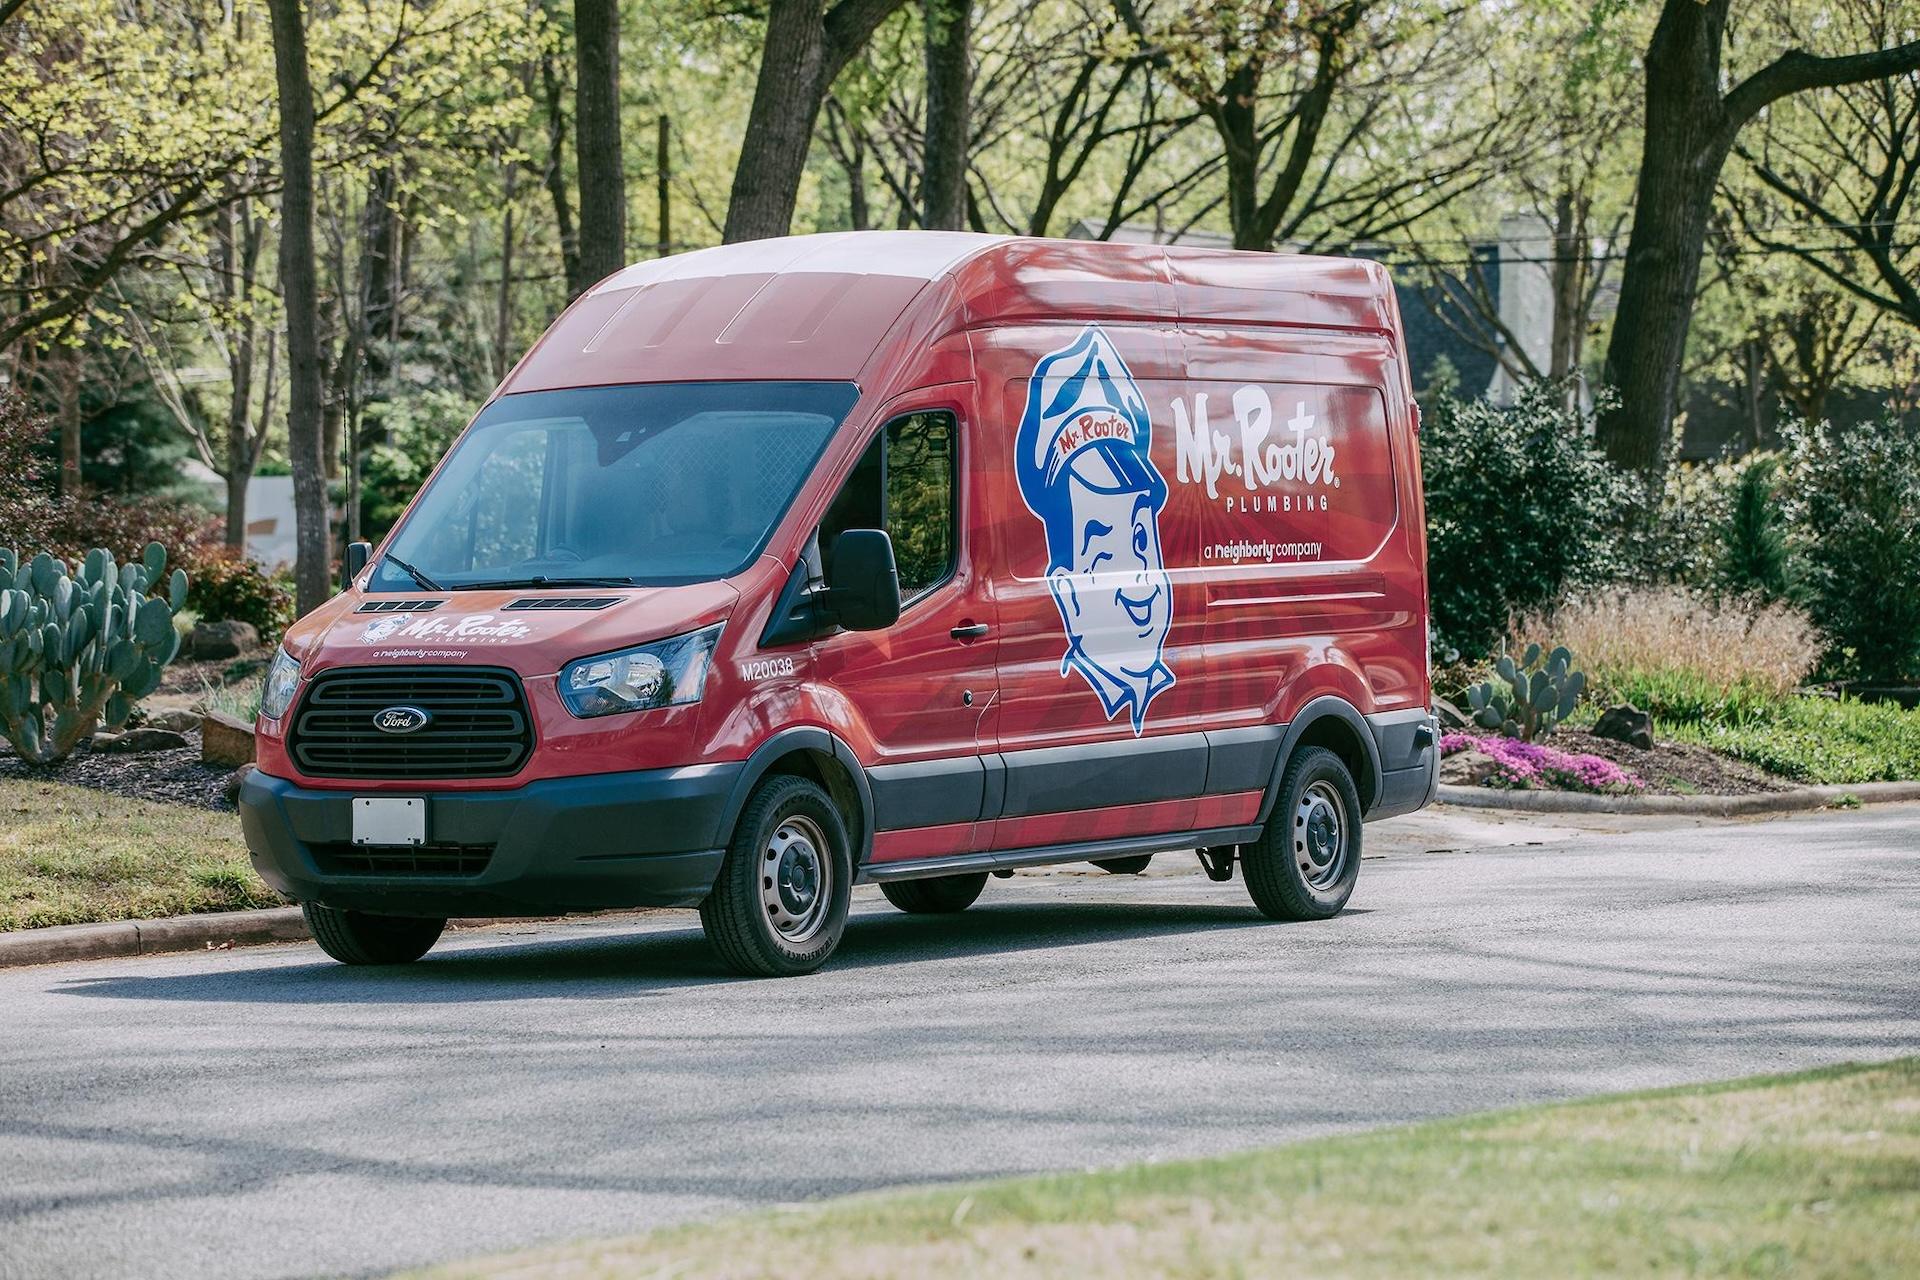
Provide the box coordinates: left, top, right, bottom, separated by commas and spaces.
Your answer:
1441, 732, 1644, 793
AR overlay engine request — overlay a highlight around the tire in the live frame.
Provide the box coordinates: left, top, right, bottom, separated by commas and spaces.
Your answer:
699, 774, 853, 976
1242, 746, 1362, 921
1091, 854, 1153, 875
302, 903, 445, 965
880, 872, 988, 914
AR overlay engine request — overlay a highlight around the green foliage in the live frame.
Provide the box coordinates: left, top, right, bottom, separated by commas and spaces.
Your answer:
1598, 665, 1920, 785
1782, 412, 1920, 684
183, 546, 295, 641
358, 389, 470, 541
0, 543, 186, 765
1420, 383, 1634, 656
1466, 642, 1587, 740
1718, 456, 1791, 601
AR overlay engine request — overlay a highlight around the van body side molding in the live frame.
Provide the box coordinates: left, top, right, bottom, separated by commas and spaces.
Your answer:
858, 825, 1265, 884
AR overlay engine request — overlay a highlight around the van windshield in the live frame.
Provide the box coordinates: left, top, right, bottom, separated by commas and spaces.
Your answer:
369, 381, 859, 591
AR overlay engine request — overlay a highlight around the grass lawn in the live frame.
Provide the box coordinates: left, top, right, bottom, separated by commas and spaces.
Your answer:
1579, 669, 1920, 785
418, 1060, 1920, 1279
0, 778, 279, 930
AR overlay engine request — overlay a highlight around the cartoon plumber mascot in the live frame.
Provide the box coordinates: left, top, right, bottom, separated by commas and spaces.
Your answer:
1015, 324, 1175, 735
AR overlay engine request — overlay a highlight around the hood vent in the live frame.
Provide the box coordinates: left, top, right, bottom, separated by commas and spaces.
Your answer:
357, 599, 443, 613
503, 596, 621, 611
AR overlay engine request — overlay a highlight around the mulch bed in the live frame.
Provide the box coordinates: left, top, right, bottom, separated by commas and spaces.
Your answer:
0, 728, 243, 812
1548, 729, 1796, 796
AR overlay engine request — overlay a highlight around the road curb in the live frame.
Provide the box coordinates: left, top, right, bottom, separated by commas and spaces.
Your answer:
0, 906, 309, 969
1436, 779, 1920, 816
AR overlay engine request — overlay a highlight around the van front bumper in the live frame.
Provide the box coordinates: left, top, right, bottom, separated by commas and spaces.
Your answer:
238, 764, 740, 917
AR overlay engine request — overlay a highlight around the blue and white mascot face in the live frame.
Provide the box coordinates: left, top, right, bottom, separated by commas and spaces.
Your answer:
1015, 324, 1174, 734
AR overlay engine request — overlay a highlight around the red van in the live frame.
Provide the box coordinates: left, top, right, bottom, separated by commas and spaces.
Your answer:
239, 232, 1438, 976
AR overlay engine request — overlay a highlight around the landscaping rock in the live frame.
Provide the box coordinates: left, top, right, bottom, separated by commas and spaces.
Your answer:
223, 763, 257, 806
101, 727, 191, 754
1433, 694, 1469, 730
148, 709, 201, 733
187, 620, 261, 661
200, 710, 257, 767
1592, 703, 1655, 751
1440, 748, 1502, 786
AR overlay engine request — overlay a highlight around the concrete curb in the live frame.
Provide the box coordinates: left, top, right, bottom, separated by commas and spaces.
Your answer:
1436, 779, 1920, 816
0, 906, 308, 969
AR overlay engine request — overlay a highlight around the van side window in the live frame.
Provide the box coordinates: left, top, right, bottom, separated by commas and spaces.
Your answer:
819, 410, 957, 603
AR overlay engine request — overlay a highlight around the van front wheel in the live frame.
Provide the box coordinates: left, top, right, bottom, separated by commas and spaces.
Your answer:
1242, 746, 1362, 920
302, 903, 445, 965
700, 774, 853, 977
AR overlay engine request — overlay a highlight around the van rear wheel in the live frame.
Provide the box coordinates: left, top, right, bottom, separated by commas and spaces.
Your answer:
302, 903, 445, 965
1242, 746, 1362, 920
700, 774, 853, 977
880, 872, 987, 914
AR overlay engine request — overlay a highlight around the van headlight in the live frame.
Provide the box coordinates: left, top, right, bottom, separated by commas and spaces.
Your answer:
559, 624, 722, 718
259, 646, 302, 721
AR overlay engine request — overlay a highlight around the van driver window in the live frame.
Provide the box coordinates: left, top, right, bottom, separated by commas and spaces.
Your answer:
820, 411, 957, 602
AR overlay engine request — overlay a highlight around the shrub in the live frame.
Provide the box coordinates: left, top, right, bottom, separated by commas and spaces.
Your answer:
0, 388, 217, 565
1516, 586, 1820, 705
1420, 382, 1634, 657
1718, 456, 1792, 601
0, 543, 187, 764
1781, 412, 1920, 684
184, 546, 295, 640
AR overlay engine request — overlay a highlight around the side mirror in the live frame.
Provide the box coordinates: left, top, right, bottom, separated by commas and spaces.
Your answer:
824, 529, 901, 631
343, 541, 372, 591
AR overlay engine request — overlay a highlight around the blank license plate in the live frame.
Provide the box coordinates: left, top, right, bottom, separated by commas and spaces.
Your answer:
352, 797, 426, 846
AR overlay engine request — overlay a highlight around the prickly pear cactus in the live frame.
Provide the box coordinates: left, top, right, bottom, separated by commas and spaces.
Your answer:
1465, 642, 1586, 742
0, 542, 188, 764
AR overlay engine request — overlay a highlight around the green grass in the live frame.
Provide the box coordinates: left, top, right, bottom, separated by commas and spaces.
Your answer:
0, 778, 280, 930
1589, 668, 1920, 785
415, 1060, 1920, 1279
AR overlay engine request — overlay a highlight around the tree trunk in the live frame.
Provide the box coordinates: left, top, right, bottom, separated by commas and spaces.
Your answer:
55, 343, 80, 494
1599, 0, 1920, 478
574, 0, 624, 290
539, 33, 583, 297
1595, 0, 1730, 476
725, 0, 909, 243
921, 0, 971, 230
267, 0, 332, 615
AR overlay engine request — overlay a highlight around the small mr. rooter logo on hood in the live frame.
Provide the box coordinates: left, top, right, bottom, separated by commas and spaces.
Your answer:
358, 612, 534, 645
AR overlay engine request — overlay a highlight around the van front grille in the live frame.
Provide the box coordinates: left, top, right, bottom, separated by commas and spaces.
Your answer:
311, 842, 495, 877
287, 667, 533, 780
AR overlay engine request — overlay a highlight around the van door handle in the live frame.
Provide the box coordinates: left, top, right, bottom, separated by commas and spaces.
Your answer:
950, 623, 991, 640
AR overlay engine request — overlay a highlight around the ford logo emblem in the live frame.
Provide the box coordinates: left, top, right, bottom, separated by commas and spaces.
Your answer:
373, 705, 431, 735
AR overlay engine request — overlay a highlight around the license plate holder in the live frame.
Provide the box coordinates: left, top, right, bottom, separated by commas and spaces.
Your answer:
352, 797, 427, 846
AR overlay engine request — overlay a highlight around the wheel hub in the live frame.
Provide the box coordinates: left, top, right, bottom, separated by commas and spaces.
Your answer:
760, 816, 833, 943
1292, 780, 1348, 890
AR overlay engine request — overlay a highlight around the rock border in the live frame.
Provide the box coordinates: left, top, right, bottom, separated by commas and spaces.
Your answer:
1437, 779, 1920, 816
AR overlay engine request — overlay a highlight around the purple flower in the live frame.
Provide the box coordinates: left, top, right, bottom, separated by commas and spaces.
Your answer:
1442, 733, 1644, 793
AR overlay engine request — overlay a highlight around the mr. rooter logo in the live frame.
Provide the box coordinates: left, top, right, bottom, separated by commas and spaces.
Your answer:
360, 613, 534, 645
1171, 388, 1340, 512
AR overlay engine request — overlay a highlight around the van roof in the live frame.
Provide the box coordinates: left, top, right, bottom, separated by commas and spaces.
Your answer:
498, 231, 1398, 394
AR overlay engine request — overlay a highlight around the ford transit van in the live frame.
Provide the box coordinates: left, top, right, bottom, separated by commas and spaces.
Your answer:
239, 231, 1439, 976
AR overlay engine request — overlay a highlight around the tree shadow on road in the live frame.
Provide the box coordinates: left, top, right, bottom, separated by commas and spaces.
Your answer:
51, 895, 1324, 1005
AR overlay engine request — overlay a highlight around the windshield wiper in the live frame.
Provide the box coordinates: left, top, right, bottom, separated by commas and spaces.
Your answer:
455, 574, 639, 591
383, 552, 444, 592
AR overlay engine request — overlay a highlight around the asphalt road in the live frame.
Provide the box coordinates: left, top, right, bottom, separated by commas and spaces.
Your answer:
2, 803, 1916, 1280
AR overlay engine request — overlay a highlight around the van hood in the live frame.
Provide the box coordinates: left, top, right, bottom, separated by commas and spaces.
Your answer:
284, 582, 741, 678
